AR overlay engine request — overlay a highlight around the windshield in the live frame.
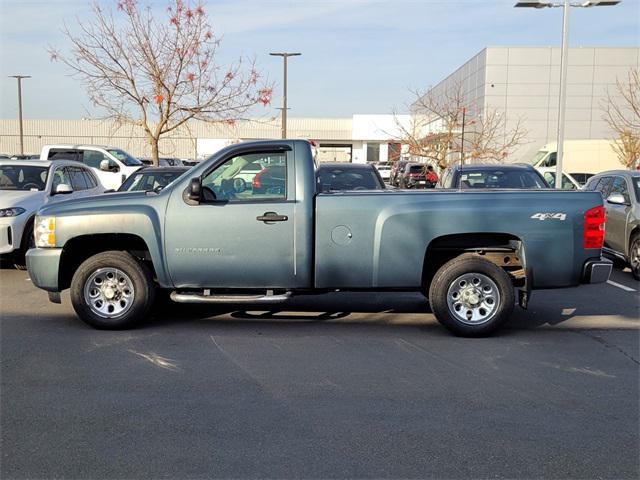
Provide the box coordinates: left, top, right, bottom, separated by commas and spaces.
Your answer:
0, 165, 49, 191
107, 149, 143, 167
529, 150, 549, 166
459, 169, 548, 189
118, 170, 185, 192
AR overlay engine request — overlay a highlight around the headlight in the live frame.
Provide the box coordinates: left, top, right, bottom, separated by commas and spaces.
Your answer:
0, 207, 26, 217
35, 216, 56, 247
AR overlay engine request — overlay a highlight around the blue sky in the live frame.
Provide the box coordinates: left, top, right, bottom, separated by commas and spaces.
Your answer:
1, 0, 638, 120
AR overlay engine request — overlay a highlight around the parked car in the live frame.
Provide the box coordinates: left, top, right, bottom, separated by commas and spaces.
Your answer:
0, 160, 104, 268
398, 163, 431, 189
536, 167, 586, 190
389, 160, 409, 187
40, 144, 143, 190
316, 163, 385, 192
26, 140, 611, 337
374, 163, 391, 182
584, 170, 640, 280
437, 164, 549, 189
117, 166, 189, 193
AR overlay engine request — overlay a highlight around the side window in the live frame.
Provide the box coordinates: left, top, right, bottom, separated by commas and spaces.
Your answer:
48, 149, 78, 161
595, 176, 614, 198
51, 167, 72, 189
610, 177, 630, 203
543, 152, 557, 168
83, 170, 98, 189
69, 167, 89, 190
201, 152, 287, 202
82, 150, 108, 169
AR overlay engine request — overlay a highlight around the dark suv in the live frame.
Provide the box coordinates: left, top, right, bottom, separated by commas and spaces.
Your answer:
584, 170, 640, 280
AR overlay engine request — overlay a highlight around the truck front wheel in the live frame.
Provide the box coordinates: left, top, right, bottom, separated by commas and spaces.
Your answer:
70, 251, 155, 329
428, 254, 514, 336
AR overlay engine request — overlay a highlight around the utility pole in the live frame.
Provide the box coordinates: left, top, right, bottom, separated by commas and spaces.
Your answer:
269, 52, 301, 139
514, 0, 621, 188
9, 75, 31, 155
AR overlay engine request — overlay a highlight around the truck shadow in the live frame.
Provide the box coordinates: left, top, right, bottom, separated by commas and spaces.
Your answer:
148, 290, 638, 332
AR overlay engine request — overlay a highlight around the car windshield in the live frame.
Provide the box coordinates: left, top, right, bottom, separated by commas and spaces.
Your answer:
317, 167, 383, 191
118, 170, 185, 192
459, 169, 548, 189
107, 149, 143, 167
529, 150, 550, 166
0, 165, 49, 191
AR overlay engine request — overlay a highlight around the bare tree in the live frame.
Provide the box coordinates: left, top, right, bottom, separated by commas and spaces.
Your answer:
603, 68, 640, 169
49, 0, 272, 165
393, 82, 527, 170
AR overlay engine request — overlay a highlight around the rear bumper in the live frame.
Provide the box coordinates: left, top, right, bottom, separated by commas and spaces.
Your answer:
582, 257, 613, 284
26, 247, 63, 292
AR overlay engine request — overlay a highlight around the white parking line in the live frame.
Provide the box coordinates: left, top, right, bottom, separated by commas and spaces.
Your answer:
607, 280, 637, 292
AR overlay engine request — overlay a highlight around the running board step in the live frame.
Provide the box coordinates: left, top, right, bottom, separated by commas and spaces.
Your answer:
170, 291, 292, 304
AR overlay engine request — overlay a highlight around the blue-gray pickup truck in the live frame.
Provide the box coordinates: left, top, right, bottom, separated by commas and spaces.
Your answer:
26, 140, 612, 336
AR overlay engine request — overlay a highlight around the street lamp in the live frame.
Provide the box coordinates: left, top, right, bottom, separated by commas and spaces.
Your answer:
8, 75, 31, 155
269, 52, 301, 139
514, 0, 620, 188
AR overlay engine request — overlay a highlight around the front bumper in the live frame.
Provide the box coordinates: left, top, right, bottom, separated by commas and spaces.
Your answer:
582, 257, 613, 284
26, 247, 63, 292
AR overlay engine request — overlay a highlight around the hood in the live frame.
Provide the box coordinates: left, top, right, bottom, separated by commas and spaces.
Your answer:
0, 189, 45, 212
38, 190, 154, 217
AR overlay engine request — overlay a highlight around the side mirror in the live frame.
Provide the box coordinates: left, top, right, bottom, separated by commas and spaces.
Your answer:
607, 193, 627, 205
53, 183, 73, 195
100, 159, 119, 173
188, 177, 201, 201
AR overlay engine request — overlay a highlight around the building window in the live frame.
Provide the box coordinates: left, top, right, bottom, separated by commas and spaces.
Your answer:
366, 143, 379, 163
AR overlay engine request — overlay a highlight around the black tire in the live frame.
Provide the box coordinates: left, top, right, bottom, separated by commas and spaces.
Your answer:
13, 221, 35, 270
70, 251, 155, 329
428, 254, 514, 337
629, 234, 640, 281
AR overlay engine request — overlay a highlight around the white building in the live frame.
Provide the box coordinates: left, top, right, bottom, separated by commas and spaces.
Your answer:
412, 46, 640, 162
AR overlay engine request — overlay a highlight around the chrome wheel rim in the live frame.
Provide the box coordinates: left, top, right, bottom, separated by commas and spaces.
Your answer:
446, 272, 500, 325
84, 268, 135, 318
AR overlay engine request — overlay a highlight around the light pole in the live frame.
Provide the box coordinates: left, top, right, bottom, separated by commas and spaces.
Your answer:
9, 75, 31, 155
269, 52, 301, 139
515, 1, 621, 189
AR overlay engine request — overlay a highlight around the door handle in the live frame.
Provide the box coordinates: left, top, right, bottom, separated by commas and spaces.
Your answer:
257, 211, 288, 223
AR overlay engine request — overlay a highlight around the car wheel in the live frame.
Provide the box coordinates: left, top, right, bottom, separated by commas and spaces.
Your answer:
428, 254, 514, 337
630, 234, 640, 281
70, 251, 155, 329
13, 222, 34, 270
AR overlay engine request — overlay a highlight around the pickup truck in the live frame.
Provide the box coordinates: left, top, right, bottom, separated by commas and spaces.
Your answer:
26, 140, 612, 336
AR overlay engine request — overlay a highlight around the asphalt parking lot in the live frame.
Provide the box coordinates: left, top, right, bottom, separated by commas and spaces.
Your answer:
1, 266, 638, 479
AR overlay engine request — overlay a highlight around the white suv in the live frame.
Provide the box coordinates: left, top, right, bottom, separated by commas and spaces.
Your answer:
40, 145, 143, 190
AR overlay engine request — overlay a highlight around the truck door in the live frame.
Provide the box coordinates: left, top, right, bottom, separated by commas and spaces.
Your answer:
164, 147, 298, 289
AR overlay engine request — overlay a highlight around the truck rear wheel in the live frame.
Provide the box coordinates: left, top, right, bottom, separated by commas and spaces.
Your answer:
428, 254, 514, 336
70, 251, 155, 329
